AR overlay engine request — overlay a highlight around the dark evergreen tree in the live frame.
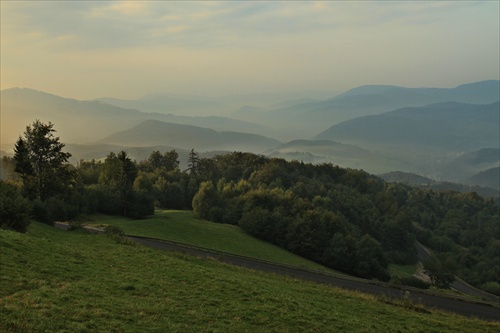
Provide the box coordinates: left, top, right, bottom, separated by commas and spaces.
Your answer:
187, 149, 199, 175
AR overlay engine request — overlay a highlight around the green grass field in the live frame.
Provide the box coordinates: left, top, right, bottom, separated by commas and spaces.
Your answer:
1, 222, 498, 332
83, 210, 335, 273
82, 210, 422, 279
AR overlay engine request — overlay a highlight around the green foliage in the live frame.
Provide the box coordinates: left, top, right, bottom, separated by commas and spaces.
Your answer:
480, 282, 500, 296
87, 210, 333, 271
187, 148, 199, 175
187, 153, 499, 287
30, 199, 52, 225
423, 257, 456, 289
0, 181, 30, 232
2, 223, 497, 332
13, 120, 73, 201
322, 233, 358, 274
11, 121, 498, 288
356, 234, 390, 281
143, 149, 180, 172
97, 151, 154, 218
391, 276, 431, 290
192, 181, 222, 221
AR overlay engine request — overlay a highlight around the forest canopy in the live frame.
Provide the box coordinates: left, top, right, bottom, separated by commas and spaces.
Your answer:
2, 121, 499, 293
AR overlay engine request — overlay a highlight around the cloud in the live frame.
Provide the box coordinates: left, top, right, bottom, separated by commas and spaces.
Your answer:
1, 1, 498, 99
4, 1, 495, 51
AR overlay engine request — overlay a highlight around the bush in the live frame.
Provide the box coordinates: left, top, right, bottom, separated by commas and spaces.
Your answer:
0, 181, 30, 232
105, 224, 124, 236
105, 225, 135, 245
480, 282, 500, 296
392, 276, 431, 289
31, 199, 53, 226
45, 196, 79, 222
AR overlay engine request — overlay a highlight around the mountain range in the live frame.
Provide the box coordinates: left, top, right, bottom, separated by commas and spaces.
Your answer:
0, 87, 270, 145
234, 80, 500, 139
1, 80, 498, 192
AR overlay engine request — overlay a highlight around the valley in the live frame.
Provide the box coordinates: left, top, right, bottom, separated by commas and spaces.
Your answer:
2, 2, 499, 331
2, 80, 499, 191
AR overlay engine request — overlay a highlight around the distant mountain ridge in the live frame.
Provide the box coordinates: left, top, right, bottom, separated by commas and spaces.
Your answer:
335, 80, 499, 102
3, 81, 498, 191
97, 119, 281, 153
379, 171, 499, 197
436, 148, 500, 187
315, 101, 499, 151
244, 80, 500, 138
1, 87, 270, 145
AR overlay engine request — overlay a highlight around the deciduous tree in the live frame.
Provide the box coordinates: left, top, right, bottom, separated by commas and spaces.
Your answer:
13, 120, 73, 201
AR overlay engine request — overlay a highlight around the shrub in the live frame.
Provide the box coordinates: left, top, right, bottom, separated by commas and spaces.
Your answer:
0, 181, 30, 232
105, 224, 124, 236
480, 282, 500, 296
392, 276, 431, 289
31, 199, 53, 226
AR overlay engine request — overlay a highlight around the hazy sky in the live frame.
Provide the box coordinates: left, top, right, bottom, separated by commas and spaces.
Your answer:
1, 1, 499, 100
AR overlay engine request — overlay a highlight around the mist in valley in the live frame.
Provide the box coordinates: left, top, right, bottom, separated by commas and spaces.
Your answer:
1, 1, 499, 191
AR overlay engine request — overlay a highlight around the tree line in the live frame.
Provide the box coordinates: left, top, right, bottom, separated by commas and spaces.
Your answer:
1, 121, 499, 294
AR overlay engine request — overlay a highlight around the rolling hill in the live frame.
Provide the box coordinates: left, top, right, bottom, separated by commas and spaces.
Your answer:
0, 88, 269, 147
435, 148, 500, 184
311, 101, 499, 178
3, 222, 497, 331
239, 80, 500, 138
315, 102, 499, 151
97, 119, 281, 153
466, 167, 500, 191
379, 171, 499, 197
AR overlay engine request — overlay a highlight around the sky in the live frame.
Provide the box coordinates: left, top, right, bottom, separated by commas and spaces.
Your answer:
1, 1, 499, 100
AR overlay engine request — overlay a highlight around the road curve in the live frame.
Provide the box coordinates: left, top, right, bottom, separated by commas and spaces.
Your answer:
128, 235, 500, 322
415, 242, 500, 302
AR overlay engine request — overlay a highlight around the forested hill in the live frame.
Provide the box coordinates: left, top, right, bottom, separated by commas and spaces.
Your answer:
187, 153, 499, 292
4, 131, 500, 294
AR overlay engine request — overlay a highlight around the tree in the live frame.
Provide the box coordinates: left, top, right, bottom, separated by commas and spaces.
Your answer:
13, 120, 73, 201
192, 181, 221, 221
187, 149, 199, 175
423, 256, 456, 289
99, 151, 138, 217
356, 234, 390, 281
322, 233, 358, 274
146, 150, 179, 172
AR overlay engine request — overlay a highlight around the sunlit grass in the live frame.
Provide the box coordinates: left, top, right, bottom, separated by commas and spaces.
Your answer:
1, 223, 497, 332
389, 263, 418, 278
84, 209, 335, 272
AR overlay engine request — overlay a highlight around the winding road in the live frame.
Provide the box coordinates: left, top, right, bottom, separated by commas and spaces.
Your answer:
128, 235, 500, 322
53, 223, 499, 321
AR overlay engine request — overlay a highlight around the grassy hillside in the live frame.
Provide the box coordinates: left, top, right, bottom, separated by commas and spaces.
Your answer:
1, 223, 498, 332
83, 210, 332, 272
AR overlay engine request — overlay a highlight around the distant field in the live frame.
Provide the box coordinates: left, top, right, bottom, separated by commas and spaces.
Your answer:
83, 210, 335, 273
1, 223, 498, 332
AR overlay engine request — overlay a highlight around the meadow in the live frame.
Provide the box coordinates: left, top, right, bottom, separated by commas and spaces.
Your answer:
83, 210, 336, 273
1, 221, 498, 332
84, 210, 423, 280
